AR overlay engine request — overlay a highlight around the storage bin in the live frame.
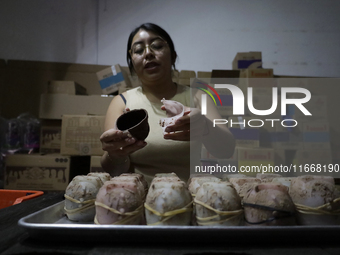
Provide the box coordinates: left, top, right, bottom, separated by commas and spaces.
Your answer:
0, 189, 44, 209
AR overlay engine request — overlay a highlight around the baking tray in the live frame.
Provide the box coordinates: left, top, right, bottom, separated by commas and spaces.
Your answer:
18, 201, 340, 245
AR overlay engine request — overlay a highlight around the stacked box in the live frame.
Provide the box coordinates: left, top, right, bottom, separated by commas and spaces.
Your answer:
293, 149, 332, 166
40, 126, 62, 154
179, 70, 196, 86
286, 95, 328, 121
47, 80, 87, 95
218, 147, 275, 176
96, 64, 131, 95
39, 94, 112, 120
4, 154, 71, 191
197, 71, 212, 79
238, 69, 275, 95
60, 115, 105, 156
232, 52, 262, 70
302, 121, 330, 150
90, 156, 104, 172
118, 67, 141, 94
172, 70, 179, 84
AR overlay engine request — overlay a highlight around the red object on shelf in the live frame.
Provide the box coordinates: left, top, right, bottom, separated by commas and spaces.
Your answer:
0, 190, 44, 209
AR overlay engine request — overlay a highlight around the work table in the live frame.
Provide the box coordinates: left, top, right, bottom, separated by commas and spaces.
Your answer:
1, 192, 340, 255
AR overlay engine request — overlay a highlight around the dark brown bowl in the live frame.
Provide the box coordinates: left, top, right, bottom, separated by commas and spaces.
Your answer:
116, 109, 150, 141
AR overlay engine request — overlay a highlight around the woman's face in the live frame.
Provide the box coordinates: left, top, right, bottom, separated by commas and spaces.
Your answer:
130, 29, 173, 84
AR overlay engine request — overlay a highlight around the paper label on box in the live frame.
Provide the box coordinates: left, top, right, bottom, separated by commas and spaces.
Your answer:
111, 66, 117, 76
99, 73, 124, 89
4, 155, 70, 191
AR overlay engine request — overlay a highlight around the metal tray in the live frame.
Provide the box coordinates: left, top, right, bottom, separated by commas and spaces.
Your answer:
18, 201, 340, 244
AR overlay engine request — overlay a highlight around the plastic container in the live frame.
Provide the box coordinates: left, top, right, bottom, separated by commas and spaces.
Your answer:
0, 189, 44, 209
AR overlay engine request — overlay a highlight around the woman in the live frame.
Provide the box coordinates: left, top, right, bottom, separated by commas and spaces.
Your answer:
100, 23, 235, 184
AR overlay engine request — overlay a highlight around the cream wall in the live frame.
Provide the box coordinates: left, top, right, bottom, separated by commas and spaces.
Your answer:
0, 0, 339, 77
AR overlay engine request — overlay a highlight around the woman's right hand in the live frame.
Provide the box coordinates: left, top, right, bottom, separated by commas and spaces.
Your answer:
100, 129, 147, 159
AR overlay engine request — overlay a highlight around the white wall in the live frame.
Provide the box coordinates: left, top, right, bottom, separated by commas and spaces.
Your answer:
1, 0, 339, 77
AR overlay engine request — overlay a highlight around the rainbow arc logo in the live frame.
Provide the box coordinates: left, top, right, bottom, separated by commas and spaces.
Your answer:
196, 81, 223, 106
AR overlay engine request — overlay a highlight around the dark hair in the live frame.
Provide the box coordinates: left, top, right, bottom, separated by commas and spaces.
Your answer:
126, 23, 177, 74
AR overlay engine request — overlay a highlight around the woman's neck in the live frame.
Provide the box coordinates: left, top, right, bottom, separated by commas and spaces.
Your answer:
141, 78, 177, 103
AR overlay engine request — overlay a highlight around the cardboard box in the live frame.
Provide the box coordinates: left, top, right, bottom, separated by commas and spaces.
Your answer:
96, 64, 131, 95
179, 70, 196, 79
302, 121, 330, 150
47, 80, 87, 95
293, 149, 332, 166
239, 69, 275, 94
232, 52, 262, 70
211, 70, 240, 87
61, 115, 105, 156
39, 94, 113, 120
118, 67, 141, 94
4, 154, 71, 191
179, 70, 196, 86
40, 126, 62, 154
197, 71, 212, 79
179, 78, 191, 86
90, 156, 104, 172
218, 147, 275, 176
2, 60, 108, 120
286, 95, 328, 121
172, 70, 179, 84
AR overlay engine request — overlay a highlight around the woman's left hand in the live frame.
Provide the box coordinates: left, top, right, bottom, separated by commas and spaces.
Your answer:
163, 107, 208, 141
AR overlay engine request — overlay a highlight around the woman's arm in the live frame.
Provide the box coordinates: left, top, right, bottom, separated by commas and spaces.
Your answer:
100, 93, 147, 176
163, 89, 235, 159
198, 91, 235, 159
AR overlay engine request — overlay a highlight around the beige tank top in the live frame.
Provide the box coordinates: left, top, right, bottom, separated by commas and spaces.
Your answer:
125, 85, 201, 185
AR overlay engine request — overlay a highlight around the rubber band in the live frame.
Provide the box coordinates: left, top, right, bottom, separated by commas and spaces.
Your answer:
64, 194, 96, 204
295, 197, 340, 215
197, 213, 242, 226
242, 202, 295, 225
242, 202, 295, 214
144, 201, 193, 225
64, 203, 95, 215
94, 201, 144, 225
194, 198, 243, 226
64, 194, 96, 215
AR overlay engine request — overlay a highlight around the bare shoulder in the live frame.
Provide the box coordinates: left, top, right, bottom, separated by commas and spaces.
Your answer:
105, 93, 127, 130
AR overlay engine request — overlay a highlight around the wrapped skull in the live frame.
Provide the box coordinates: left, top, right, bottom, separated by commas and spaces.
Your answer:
145, 180, 192, 225
289, 175, 338, 225
221, 173, 247, 182
194, 182, 243, 226
256, 173, 282, 183
188, 175, 221, 197
64, 175, 104, 222
87, 172, 111, 183
118, 173, 148, 198
243, 183, 296, 226
271, 177, 295, 189
110, 175, 146, 201
229, 177, 261, 201
95, 178, 144, 225
151, 173, 182, 186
